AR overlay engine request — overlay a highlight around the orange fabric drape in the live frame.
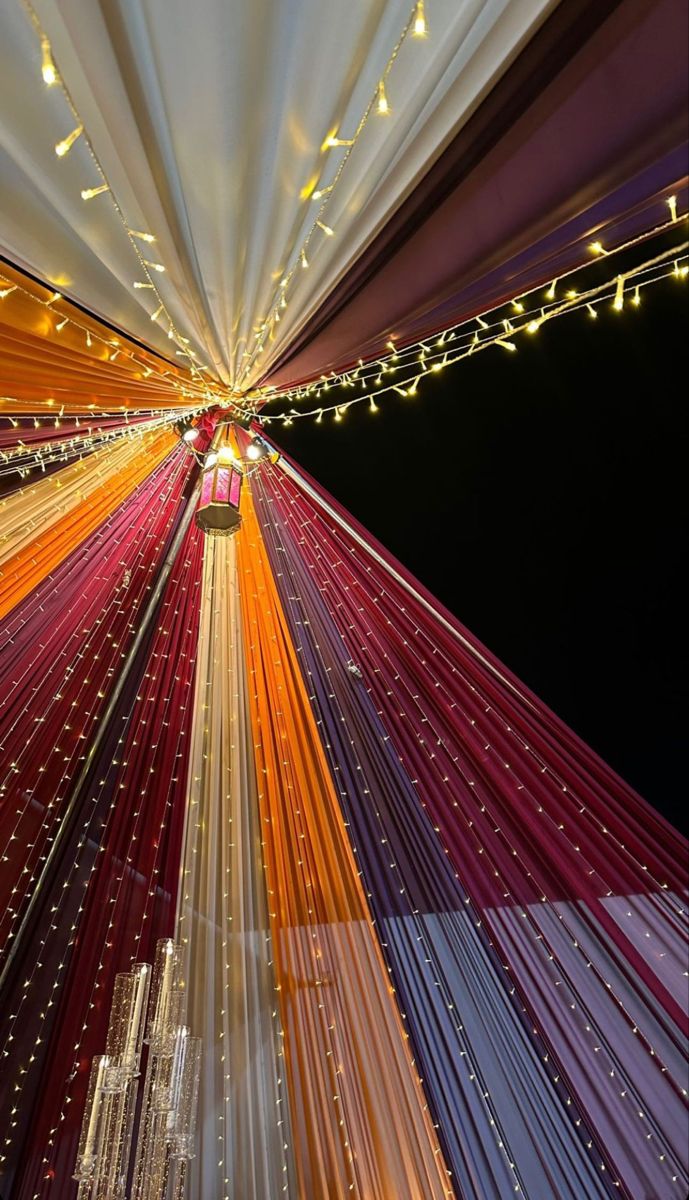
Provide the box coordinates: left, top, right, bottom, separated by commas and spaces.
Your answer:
236, 479, 453, 1200
0, 429, 176, 619
0, 261, 205, 413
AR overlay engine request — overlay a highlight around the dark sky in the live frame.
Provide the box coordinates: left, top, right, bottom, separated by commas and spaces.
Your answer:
271, 273, 687, 833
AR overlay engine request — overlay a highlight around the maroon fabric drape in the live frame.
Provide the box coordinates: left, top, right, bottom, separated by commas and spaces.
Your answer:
266, 0, 689, 387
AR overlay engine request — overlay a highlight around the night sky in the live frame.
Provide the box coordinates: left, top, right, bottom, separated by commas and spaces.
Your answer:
271, 269, 687, 833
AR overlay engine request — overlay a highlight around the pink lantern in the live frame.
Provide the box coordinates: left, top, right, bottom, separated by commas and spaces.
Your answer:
195, 448, 243, 535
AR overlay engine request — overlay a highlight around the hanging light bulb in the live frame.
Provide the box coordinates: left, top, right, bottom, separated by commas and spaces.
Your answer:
55, 124, 83, 157
246, 435, 269, 462
81, 184, 110, 200
41, 37, 58, 85
174, 420, 199, 443
413, 1, 427, 37
128, 229, 156, 243
377, 79, 390, 115
301, 249, 309, 269
323, 132, 354, 148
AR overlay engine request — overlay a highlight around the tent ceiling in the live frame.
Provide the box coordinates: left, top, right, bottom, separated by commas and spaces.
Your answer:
0, 0, 556, 391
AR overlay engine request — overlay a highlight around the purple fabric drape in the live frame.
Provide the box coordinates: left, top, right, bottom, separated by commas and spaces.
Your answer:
266, 0, 689, 387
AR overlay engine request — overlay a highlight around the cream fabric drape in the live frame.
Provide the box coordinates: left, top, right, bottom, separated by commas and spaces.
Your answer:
176, 535, 297, 1200
1, 0, 556, 386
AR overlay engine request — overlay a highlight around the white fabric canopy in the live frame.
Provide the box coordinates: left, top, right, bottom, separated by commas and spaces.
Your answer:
0, 0, 555, 389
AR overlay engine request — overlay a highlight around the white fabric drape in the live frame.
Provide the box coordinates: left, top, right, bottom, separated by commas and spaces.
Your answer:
176, 535, 297, 1200
1, 0, 556, 386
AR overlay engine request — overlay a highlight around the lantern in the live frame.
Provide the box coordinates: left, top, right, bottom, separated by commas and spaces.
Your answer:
195, 447, 243, 535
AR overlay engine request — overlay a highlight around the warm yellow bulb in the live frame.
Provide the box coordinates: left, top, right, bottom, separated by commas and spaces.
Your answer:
324, 134, 354, 148
667, 195, 678, 222
413, 1, 427, 36
144, 260, 166, 273
377, 80, 390, 115
55, 124, 83, 157
526, 320, 540, 334
545, 279, 557, 301
588, 240, 606, 255
129, 229, 156, 243
41, 38, 58, 85
300, 250, 309, 269
81, 184, 109, 200
317, 221, 334, 237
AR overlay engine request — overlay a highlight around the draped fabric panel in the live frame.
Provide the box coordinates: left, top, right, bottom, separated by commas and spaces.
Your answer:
0, 461, 205, 1199
0, 260, 202, 414
176, 534, 297, 1200
0, 427, 175, 619
0, 415, 686, 1200
249, 464, 611, 1200
2, 0, 684, 393
267, 0, 689, 385
0, 0, 569, 386
231, 439, 688, 1200
235, 478, 453, 1199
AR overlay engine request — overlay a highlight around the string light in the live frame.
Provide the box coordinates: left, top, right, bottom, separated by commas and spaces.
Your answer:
413, 1, 427, 37
40, 37, 58, 85
144, 260, 166, 273
589, 241, 607, 255
667, 195, 678, 222
612, 276, 625, 311
238, 4, 434, 389
316, 221, 334, 237
81, 183, 110, 200
262, 238, 687, 425
55, 123, 83, 157
128, 230, 156, 243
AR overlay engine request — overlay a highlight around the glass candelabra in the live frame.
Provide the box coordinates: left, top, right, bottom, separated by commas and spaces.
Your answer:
74, 939, 201, 1200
